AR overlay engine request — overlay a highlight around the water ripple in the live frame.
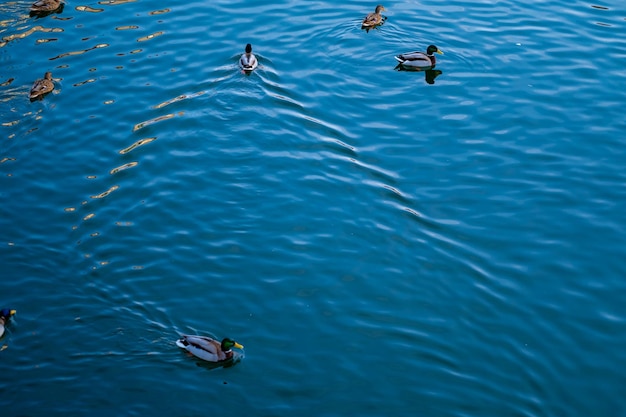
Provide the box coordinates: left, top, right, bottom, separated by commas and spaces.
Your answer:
2, 1, 626, 416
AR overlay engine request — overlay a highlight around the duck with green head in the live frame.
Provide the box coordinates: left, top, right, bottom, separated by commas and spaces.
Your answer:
395, 45, 443, 69
176, 335, 244, 362
0, 309, 16, 338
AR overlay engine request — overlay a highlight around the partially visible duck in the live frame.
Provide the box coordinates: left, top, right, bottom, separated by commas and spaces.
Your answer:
29, 71, 55, 101
0, 309, 16, 338
176, 335, 244, 362
362, 5, 386, 30
395, 45, 443, 69
239, 44, 258, 72
30, 0, 64, 16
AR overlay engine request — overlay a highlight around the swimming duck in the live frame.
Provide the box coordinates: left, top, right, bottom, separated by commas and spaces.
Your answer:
176, 335, 244, 362
0, 309, 16, 338
395, 45, 443, 69
239, 44, 258, 71
362, 5, 386, 29
29, 71, 55, 101
30, 0, 64, 16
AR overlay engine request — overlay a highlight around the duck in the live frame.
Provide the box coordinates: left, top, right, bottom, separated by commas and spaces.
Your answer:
239, 44, 258, 71
30, 0, 64, 16
394, 45, 443, 69
29, 71, 55, 101
362, 5, 386, 29
0, 309, 16, 338
176, 335, 244, 362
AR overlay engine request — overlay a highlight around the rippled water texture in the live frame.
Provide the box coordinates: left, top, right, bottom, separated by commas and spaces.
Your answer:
1, 0, 625, 416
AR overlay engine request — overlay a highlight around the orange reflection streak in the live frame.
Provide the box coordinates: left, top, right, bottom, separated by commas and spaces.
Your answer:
154, 91, 205, 109
137, 31, 163, 42
1, 26, 63, 46
99, 0, 137, 4
49, 43, 108, 60
110, 162, 138, 175
150, 9, 170, 15
132, 113, 177, 132
119, 137, 156, 154
73, 78, 96, 87
90, 185, 119, 199
75, 5, 104, 13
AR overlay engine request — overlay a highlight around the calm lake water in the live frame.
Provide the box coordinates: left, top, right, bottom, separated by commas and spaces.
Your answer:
1, 0, 625, 416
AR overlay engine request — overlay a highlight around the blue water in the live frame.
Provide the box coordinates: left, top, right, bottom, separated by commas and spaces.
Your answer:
2, 0, 626, 415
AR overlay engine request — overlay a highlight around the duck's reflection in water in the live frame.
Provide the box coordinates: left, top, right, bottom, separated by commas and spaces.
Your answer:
395, 65, 443, 85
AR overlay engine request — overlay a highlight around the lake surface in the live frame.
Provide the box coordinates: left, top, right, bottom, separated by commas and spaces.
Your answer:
1, 0, 625, 415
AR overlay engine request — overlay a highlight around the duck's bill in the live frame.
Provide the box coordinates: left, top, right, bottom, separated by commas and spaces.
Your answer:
436, 49, 444, 55
10, 310, 16, 315
234, 342, 244, 349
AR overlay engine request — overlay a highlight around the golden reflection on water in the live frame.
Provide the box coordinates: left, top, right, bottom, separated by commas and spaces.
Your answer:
49, 43, 108, 60
99, 0, 137, 5
90, 185, 119, 199
110, 162, 138, 174
149, 9, 170, 16
119, 137, 156, 154
75, 5, 104, 13
1, 26, 63, 47
115, 25, 138, 31
73, 78, 96, 87
137, 31, 164, 42
132, 113, 180, 132
154, 91, 205, 109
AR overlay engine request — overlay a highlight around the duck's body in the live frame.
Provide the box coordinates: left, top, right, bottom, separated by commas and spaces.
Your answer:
176, 335, 243, 362
30, 0, 63, 14
239, 44, 258, 71
0, 309, 16, 339
362, 5, 386, 29
395, 45, 443, 69
29, 72, 54, 101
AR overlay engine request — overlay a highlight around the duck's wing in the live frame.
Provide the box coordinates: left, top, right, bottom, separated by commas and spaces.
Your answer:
240, 54, 257, 70
30, 80, 53, 98
395, 51, 428, 62
176, 335, 222, 361
362, 12, 380, 26
31, 0, 58, 11
178, 335, 219, 352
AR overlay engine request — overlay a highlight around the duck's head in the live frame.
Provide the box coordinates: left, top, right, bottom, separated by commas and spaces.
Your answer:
221, 338, 244, 352
245, 44, 252, 54
375, 5, 386, 13
427, 45, 443, 56
0, 309, 16, 321
44, 72, 53, 80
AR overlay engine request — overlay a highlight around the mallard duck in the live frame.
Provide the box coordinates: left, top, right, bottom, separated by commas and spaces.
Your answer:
362, 5, 386, 29
239, 44, 258, 71
30, 0, 64, 15
176, 335, 244, 362
395, 45, 443, 69
29, 71, 55, 101
0, 309, 16, 338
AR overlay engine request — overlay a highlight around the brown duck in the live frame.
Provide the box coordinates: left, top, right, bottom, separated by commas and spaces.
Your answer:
29, 72, 55, 101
